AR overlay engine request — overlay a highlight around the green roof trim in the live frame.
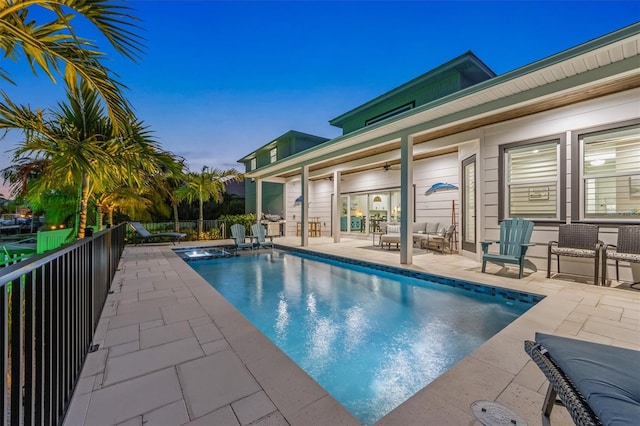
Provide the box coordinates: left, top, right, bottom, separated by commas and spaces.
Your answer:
328, 51, 496, 129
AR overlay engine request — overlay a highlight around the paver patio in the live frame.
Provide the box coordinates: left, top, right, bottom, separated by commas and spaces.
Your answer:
64, 236, 640, 425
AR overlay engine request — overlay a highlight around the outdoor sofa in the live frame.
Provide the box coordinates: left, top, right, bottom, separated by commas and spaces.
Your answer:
379, 221, 439, 249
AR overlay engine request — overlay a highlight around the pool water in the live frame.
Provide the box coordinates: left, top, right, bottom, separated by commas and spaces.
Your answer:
188, 250, 533, 425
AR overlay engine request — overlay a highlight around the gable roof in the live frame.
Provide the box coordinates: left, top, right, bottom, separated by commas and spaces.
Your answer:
244, 22, 640, 180
237, 130, 330, 163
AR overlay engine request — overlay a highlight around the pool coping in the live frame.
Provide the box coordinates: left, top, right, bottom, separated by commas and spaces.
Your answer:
64, 237, 640, 426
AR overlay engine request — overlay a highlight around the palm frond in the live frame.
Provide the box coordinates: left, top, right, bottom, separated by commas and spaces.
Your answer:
0, 0, 144, 130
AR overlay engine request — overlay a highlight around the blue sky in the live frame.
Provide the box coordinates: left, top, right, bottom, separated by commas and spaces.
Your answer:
1, 1, 639, 197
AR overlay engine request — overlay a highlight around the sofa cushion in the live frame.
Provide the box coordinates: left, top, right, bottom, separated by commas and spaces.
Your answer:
412, 222, 426, 233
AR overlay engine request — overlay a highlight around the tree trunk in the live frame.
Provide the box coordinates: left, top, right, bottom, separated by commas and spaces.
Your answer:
97, 206, 103, 229
198, 198, 204, 238
108, 208, 114, 227
172, 201, 180, 232
77, 173, 90, 238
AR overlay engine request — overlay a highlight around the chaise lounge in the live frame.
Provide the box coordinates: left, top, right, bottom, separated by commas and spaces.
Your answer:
128, 222, 186, 245
525, 333, 640, 426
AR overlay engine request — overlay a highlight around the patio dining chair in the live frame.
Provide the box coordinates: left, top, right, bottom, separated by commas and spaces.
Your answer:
547, 224, 601, 285
602, 225, 640, 287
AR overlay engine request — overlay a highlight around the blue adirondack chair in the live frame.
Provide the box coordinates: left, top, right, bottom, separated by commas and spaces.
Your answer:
251, 223, 274, 249
481, 218, 536, 279
231, 224, 254, 250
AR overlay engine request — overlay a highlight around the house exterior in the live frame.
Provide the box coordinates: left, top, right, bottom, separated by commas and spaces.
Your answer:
240, 23, 640, 282
238, 130, 330, 215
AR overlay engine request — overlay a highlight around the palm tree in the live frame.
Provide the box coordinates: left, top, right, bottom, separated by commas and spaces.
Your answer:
2, 81, 117, 237
146, 161, 187, 232
176, 166, 243, 238
0, 80, 179, 238
95, 185, 153, 228
0, 0, 143, 131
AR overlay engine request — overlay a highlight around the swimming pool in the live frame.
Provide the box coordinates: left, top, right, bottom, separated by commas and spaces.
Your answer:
186, 249, 538, 425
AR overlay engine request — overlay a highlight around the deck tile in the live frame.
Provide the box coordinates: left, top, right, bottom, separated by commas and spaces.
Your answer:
103, 337, 203, 386
85, 368, 182, 425
177, 349, 261, 419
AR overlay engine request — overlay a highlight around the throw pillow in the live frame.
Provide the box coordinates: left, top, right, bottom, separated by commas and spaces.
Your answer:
387, 224, 400, 233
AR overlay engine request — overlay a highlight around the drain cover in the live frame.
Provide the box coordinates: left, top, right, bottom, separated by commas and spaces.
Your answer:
471, 401, 527, 426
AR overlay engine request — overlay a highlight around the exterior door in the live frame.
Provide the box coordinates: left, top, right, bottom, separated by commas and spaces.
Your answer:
462, 155, 476, 252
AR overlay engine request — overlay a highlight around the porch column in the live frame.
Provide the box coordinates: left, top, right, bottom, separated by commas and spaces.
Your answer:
400, 134, 414, 265
333, 170, 341, 243
255, 178, 262, 225
301, 165, 309, 247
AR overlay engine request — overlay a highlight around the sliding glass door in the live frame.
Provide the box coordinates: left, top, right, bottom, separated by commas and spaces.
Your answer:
339, 189, 402, 234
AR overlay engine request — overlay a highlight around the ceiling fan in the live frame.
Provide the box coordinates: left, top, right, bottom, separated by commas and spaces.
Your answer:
382, 162, 400, 172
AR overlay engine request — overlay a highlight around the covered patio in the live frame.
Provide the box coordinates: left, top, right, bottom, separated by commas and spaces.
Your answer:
64, 237, 639, 425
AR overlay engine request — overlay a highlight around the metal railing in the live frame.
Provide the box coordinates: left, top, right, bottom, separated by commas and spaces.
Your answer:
0, 224, 126, 425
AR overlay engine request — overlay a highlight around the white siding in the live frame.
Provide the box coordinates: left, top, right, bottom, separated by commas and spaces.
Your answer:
480, 89, 640, 281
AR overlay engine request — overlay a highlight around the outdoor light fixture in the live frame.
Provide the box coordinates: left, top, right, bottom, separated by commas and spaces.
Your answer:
425, 183, 459, 195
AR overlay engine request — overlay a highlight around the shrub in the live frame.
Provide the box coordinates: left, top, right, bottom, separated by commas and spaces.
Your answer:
218, 213, 257, 236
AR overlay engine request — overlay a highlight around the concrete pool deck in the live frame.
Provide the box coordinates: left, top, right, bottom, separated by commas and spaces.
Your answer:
64, 236, 640, 425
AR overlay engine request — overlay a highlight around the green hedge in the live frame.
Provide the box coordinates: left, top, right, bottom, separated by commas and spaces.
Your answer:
218, 214, 257, 236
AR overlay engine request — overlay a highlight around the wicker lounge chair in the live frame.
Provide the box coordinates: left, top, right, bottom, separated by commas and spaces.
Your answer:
525, 333, 640, 426
481, 218, 536, 278
602, 225, 640, 287
424, 223, 456, 254
547, 224, 601, 284
251, 223, 274, 249
230, 224, 254, 250
128, 222, 186, 245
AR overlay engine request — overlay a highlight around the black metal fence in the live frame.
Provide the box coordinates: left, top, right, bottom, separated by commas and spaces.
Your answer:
0, 224, 126, 425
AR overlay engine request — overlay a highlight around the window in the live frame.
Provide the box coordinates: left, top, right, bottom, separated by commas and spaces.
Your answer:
578, 123, 640, 220
250, 158, 256, 170
499, 135, 565, 221
462, 155, 476, 252
270, 147, 277, 163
